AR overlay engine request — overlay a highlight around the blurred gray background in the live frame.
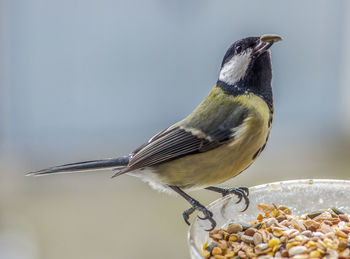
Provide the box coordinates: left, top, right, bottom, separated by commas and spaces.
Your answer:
1, 0, 350, 258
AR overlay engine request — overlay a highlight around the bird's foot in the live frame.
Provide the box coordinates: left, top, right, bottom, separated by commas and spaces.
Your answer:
183, 202, 216, 231
168, 185, 216, 231
205, 186, 250, 212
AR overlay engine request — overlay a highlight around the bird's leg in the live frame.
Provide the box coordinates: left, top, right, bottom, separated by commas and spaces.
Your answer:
168, 185, 216, 231
205, 186, 250, 212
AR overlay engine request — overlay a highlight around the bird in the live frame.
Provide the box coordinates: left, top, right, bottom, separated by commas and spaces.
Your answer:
27, 34, 282, 231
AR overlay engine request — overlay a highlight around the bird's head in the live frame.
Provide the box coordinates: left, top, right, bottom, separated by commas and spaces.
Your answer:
218, 34, 282, 86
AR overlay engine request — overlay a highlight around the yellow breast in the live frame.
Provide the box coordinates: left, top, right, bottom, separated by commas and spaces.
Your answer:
153, 87, 272, 189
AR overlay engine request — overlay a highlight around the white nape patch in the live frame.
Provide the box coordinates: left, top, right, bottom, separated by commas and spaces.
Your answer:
219, 49, 252, 85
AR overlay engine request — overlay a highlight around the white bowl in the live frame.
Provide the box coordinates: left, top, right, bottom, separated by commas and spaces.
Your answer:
188, 179, 350, 259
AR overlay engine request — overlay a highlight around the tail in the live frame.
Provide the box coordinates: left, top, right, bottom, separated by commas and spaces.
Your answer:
26, 156, 130, 176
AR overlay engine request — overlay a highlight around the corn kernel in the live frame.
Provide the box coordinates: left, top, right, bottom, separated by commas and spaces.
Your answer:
309, 250, 321, 258
323, 238, 336, 249
225, 252, 234, 258
295, 235, 305, 242
273, 230, 282, 237
316, 248, 325, 254
201, 250, 211, 258
272, 209, 278, 217
268, 238, 280, 248
272, 244, 280, 253
228, 235, 238, 242
323, 238, 332, 243
203, 241, 208, 250
307, 241, 317, 247
286, 242, 299, 250
212, 247, 223, 256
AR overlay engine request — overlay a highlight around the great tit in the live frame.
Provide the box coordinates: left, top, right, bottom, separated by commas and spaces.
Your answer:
28, 34, 282, 230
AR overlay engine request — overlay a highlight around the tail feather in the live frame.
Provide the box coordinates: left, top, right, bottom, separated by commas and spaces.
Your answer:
26, 156, 130, 176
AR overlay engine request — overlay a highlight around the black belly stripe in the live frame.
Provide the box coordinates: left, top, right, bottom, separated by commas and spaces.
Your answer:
252, 148, 261, 160
252, 141, 267, 160
268, 115, 273, 128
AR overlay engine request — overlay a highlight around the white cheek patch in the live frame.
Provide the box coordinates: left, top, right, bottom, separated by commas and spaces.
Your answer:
219, 50, 252, 85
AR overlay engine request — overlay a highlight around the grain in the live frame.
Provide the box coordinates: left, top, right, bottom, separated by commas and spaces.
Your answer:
203, 204, 350, 258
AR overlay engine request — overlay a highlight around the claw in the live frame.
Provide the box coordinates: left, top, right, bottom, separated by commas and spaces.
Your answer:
205, 186, 250, 212
240, 191, 250, 212
206, 217, 217, 231
198, 209, 216, 231
183, 207, 196, 225
197, 210, 213, 220
238, 186, 249, 196
168, 185, 217, 231
233, 189, 244, 204
197, 215, 207, 220
183, 205, 216, 231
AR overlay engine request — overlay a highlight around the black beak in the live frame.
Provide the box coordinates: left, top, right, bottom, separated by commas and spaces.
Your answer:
253, 34, 283, 56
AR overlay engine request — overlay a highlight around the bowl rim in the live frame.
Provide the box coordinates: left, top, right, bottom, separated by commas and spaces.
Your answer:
187, 178, 350, 258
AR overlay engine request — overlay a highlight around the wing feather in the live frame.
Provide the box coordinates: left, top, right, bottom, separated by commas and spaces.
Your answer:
121, 101, 249, 173
129, 129, 204, 168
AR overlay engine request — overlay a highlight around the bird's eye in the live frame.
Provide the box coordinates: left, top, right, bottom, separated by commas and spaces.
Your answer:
235, 45, 242, 54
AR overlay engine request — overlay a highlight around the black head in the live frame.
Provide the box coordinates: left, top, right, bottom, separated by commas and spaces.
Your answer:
220, 37, 259, 68
217, 34, 282, 110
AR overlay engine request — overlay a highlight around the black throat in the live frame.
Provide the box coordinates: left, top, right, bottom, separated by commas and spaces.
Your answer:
217, 52, 273, 112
